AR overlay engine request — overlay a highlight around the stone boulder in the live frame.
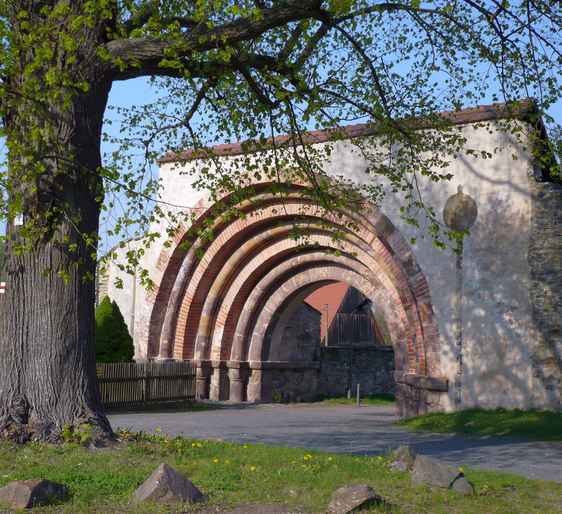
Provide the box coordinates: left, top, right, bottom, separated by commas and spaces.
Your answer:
411, 455, 474, 495
389, 445, 416, 472
327, 484, 382, 514
0, 479, 68, 509
132, 463, 204, 504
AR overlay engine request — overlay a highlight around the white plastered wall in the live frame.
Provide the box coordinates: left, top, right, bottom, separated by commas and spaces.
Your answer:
104, 120, 556, 410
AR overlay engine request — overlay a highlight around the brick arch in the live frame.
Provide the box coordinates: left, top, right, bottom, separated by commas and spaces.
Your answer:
249, 267, 385, 362
172, 206, 361, 361
227, 255, 407, 363
149, 185, 401, 357
176, 208, 407, 358
207, 241, 405, 363
151, 195, 362, 359
150, 188, 442, 403
242, 266, 396, 361
164, 198, 396, 359
147, 187, 314, 357
190, 223, 399, 357
193, 230, 364, 360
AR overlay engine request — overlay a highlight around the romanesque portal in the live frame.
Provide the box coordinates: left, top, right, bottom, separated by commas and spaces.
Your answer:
103, 102, 562, 416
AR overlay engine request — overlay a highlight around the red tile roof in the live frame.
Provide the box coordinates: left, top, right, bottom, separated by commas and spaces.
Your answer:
158, 100, 539, 163
305, 282, 349, 339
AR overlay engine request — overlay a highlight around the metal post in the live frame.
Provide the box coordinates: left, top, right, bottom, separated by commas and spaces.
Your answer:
454, 242, 464, 408
324, 303, 329, 346
356, 383, 361, 406
443, 185, 477, 410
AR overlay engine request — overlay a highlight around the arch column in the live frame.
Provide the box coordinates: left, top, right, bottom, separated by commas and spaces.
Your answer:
210, 360, 229, 400
247, 363, 273, 403
227, 361, 249, 402
195, 360, 211, 400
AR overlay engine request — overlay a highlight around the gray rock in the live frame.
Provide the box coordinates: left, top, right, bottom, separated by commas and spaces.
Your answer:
0, 479, 68, 509
132, 463, 204, 504
412, 455, 474, 495
450, 475, 476, 495
327, 484, 382, 514
389, 445, 416, 472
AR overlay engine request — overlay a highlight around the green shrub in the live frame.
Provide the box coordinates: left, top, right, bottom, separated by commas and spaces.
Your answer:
95, 296, 134, 362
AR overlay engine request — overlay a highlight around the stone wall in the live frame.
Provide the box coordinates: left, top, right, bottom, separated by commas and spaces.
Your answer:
269, 303, 321, 362
529, 179, 562, 409
269, 366, 320, 402
317, 346, 395, 397
267, 346, 395, 402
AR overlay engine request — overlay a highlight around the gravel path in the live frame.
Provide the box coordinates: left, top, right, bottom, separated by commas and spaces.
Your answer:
109, 404, 562, 482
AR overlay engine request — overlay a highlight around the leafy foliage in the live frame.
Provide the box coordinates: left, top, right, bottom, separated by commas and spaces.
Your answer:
0, 0, 559, 286
95, 296, 134, 363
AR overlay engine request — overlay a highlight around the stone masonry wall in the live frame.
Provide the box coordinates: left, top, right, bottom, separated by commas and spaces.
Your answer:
529, 179, 562, 409
318, 346, 395, 397
269, 346, 395, 402
269, 303, 321, 362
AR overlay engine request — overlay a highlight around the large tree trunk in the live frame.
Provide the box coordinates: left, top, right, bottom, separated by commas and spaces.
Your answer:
0, 79, 114, 443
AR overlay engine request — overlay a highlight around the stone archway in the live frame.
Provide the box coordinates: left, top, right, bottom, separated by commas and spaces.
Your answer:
148, 186, 446, 416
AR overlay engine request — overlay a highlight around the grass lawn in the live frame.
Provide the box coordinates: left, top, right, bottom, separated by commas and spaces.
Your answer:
1, 431, 561, 513
398, 408, 562, 441
311, 393, 396, 407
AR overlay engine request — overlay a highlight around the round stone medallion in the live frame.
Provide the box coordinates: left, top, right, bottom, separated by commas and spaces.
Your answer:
443, 185, 478, 231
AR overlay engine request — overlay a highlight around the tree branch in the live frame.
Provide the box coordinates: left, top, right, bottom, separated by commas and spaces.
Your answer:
106, 0, 323, 79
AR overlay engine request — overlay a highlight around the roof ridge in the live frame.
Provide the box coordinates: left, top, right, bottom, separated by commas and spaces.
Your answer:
158, 99, 539, 164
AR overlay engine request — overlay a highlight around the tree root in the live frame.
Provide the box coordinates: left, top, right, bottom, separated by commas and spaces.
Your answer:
0, 410, 115, 445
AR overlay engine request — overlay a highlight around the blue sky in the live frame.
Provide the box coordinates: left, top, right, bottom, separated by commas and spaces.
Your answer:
2, 76, 561, 249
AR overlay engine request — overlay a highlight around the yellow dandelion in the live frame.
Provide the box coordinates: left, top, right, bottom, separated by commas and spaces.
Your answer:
249, 465, 256, 472
213, 458, 219, 464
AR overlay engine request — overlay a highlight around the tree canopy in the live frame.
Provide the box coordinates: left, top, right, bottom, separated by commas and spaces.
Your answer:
1, 0, 560, 266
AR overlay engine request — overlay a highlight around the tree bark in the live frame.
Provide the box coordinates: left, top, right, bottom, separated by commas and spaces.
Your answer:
0, 81, 114, 443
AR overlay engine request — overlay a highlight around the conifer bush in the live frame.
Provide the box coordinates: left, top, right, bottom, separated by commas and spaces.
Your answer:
95, 296, 134, 363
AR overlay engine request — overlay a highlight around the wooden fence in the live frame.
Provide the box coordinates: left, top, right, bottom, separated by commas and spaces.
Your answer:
96, 361, 196, 409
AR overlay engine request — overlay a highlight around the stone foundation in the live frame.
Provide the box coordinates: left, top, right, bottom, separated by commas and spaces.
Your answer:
318, 346, 395, 398
395, 373, 449, 417
193, 345, 397, 404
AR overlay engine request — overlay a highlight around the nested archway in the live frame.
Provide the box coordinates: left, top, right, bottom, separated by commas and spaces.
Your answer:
147, 185, 446, 415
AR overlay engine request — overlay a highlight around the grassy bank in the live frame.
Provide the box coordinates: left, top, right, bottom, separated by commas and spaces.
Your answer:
0, 431, 561, 513
399, 408, 562, 441
312, 393, 396, 406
